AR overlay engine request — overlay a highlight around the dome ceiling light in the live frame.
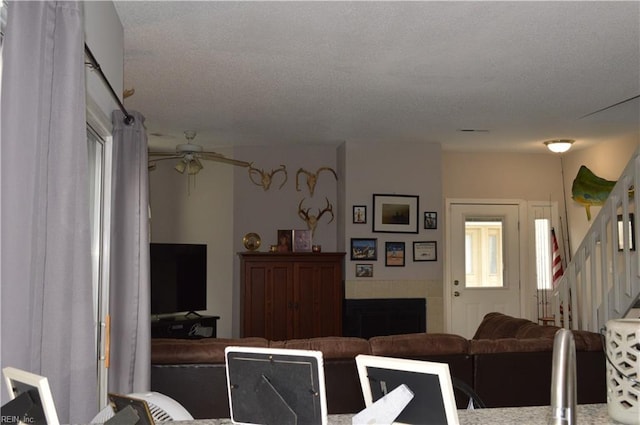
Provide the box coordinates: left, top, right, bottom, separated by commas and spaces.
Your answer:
544, 139, 574, 153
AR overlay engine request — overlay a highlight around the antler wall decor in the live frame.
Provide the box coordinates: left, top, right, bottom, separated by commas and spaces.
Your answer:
248, 163, 288, 191
298, 197, 334, 236
296, 167, 338, 197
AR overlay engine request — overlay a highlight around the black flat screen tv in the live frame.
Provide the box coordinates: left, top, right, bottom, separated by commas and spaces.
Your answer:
150, 243, 207, 315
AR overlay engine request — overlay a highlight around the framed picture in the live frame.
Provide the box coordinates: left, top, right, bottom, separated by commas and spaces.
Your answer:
108, 393, 155, 425
355, 263, 373, 277
424, 211, 437, 229
353, 205, 367, 224
351, 238, 377, 260
372, 194, 419, 233
385, 242, 405, 266
3, 367, 60, 425
413, 241, 437, 262
292, 229, 312, 252
277, 229, 293, 252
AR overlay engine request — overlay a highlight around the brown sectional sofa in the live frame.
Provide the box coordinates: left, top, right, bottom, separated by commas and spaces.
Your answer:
469, 312, 605, 408
150, 312, 606, 419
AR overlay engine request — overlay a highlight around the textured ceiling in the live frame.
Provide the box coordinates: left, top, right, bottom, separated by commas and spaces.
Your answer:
113, 1, 640, 153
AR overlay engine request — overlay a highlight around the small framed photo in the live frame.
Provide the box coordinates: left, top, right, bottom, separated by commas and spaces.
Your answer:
413, 241, 437, 262
353, 205, 367, 224
293, 229, 312, 252
351, 238, 377, 260
277, 229, 293, 252
355, 264, 373, 277
385, 241, 405, 267
424, 212, 437, 229
372, 194, 419, 233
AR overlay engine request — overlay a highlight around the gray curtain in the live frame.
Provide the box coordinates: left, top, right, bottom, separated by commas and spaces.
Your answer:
108, 110, 151, 394
0, 1, 97, 423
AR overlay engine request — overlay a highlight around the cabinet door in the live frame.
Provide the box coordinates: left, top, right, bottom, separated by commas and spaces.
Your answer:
294, 261, 343, 338
294, 263, 317, 338
269, 263, 294, 340
242, 261, 292, 339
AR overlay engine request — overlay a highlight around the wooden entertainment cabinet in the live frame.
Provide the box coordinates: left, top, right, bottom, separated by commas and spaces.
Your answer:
239, 252, 345, 340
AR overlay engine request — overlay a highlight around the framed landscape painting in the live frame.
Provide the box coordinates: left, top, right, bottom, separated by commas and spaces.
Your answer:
372, 194, 419, 233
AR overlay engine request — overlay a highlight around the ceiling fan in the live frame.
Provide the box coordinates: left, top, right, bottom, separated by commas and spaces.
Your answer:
148, 131, 251, 175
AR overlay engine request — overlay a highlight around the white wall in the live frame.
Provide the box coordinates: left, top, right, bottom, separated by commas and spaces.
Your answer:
442, 151, 566, 272
442, 152, 564, 202
149, 150, 236, 337
342, 142, 444, 331
233, 144, 340, 252
85, 2, 123, 123
344, 142, 443, 280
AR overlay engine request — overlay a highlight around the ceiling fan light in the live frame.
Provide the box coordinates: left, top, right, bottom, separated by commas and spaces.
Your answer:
188, 158, 203, 175
544, 139, 574, 153
175, 159, 187, 173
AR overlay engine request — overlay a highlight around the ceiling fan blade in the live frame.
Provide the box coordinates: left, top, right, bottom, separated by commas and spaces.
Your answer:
149, 151, 182, 158
149, 131, 250, 171
199, 152, 251, 167
148, 155, 182, 162
580, 94, 640, 119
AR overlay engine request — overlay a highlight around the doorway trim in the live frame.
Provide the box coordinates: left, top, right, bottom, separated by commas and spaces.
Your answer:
444, 198, 528, 333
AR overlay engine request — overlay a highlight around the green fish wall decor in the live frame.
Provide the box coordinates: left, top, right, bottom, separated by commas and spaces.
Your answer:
571, 165, 617, 220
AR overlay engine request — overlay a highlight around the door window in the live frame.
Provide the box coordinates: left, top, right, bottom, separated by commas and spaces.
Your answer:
465, 218, 504, 288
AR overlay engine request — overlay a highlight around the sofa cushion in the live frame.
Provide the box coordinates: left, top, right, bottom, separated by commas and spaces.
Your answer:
469, 337, 555, 354
515, 321, 561, 339
472, 312, 534, 340
369, 333, 469, 356
269, 337, 371, 359
151, 337, 269, 364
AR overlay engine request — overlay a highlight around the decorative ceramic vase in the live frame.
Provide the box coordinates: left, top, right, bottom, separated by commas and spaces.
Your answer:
605, 319, 640, 425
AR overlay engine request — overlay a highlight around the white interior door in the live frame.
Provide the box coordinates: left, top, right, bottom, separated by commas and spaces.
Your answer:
448, 202, 521, 338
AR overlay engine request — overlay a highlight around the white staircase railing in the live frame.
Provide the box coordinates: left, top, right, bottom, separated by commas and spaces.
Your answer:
553, 148, 640, 332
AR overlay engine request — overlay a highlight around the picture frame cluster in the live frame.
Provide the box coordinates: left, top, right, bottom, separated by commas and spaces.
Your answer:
277, 229, 312, 252
350, 193, 438, 278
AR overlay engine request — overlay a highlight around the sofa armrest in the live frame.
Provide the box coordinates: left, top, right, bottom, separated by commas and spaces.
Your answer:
472, 312, 536, 339
572, 330, 604, 351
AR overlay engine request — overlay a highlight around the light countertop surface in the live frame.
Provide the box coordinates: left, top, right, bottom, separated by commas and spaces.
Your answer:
161, 403, 625, 425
